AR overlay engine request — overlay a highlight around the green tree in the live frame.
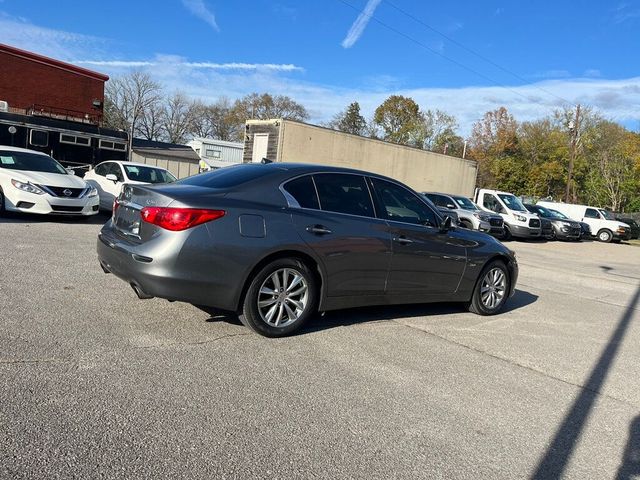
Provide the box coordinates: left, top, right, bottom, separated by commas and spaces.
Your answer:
328, 101, 368, 136
468, 107, 520, 188
373, 95, 423, 146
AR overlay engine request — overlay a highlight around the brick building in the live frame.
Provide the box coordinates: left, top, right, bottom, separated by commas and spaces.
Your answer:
0, 43, 107, 123
0, 43, 127, 169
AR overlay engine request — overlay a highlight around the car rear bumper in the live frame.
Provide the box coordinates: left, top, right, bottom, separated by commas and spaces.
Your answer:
4, 189, 99, 216
96, 222, 238, 311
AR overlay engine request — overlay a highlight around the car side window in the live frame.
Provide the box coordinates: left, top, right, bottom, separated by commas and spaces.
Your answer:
371, 178, 438, 227
483, 194, 503, 213
313, 173, 374, 218
282, 175, 320, 210
106, 163, 124, 182
585, 208, 600, 219
430, 194, 449, 208
94, 163, 108, 176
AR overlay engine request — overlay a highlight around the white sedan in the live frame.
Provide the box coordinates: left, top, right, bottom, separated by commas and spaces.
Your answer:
0, 146, 99, 216
84, 161, 177, 210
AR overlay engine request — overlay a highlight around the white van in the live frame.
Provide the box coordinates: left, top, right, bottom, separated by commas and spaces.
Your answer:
537, 201, 631, 243
474, 188, 541, 240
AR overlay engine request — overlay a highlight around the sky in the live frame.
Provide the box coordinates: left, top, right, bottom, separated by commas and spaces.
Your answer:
1, 0, 639, 135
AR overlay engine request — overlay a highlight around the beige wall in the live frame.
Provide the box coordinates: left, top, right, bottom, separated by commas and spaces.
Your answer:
131, 153, 199, 179
277, 120, 478, 197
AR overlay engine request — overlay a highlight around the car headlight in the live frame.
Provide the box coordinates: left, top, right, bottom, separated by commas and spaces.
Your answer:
473, 213, 490, 221
11, 179, 45, 195
87, 186, 98, 198
560, 221, 571, 227
515, 214, 527, 222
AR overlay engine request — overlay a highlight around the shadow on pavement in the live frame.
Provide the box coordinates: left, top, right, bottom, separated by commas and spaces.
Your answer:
617, 415, 640, 480
0, 211, 110, 226
302, 288, 538, 334
531, 283, 640, 479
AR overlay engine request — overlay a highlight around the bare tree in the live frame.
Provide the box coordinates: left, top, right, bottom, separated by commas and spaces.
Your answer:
190, 97, 238, 141
137, 99, 164, 141
104, 71, 163, 158
162, 91, 196, 144
230, 93, 308, 140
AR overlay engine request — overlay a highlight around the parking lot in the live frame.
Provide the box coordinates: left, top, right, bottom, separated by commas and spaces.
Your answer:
1, 212, 639, 479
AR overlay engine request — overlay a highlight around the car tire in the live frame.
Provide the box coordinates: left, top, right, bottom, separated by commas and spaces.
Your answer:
502, 226, 512, 241
0, 189, 5, 217
468, 260, 510, 316
597, 229, 613, 243
459, 220, 472, 229
240, 258, 318, 337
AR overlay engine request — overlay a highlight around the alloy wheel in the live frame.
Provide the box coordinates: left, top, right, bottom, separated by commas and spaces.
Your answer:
480, 267, 506, 310
257, 268, 309, 328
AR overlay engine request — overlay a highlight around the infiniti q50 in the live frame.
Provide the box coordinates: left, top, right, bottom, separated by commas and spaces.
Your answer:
97, 163, 518, 337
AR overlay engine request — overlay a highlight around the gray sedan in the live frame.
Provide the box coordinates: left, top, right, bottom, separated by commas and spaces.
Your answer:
97, 163, 518, 337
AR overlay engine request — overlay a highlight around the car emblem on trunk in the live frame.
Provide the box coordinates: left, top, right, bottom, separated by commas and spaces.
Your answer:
63, 189, 73, 196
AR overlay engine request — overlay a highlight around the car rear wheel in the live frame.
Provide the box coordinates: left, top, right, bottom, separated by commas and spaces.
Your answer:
597, 229, 613, 243
240, 258, 318, 337
468, 260, 510, 315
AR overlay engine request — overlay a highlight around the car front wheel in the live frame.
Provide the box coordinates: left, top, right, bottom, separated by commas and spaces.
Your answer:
468, 260, 510, 315
240, 258, 318, 337
597, 229, 613, 243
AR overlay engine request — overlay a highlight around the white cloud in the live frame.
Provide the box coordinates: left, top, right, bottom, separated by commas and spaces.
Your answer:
0, 12, 105, 61
181, 0, 220, 32
341, 0, 382, 48
76, 58, 304, 72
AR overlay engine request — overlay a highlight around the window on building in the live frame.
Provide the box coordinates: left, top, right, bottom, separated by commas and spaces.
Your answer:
60, 133, 91, 147
205, 148, 222, 158
99, 139, 127, 151
29, 129, 49, 147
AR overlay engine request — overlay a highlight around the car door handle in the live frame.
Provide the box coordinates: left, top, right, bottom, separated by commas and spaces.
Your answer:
393, 236, 414, 245
306, 225, 332, 235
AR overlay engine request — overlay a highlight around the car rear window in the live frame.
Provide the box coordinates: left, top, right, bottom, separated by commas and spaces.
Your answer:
177, 164, 278, 189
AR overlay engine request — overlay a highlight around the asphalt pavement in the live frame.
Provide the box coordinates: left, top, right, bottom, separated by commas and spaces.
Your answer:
1, 212, 639, 479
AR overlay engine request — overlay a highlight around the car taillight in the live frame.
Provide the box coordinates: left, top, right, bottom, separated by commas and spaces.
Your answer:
140, 207, 225, 231
112, 198, 120, 217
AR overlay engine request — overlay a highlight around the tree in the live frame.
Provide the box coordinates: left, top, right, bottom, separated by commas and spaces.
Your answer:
231, 93, 308, 122
327, 101, 368, 136
417, 109, 459, 152
136, 98, 164, 141
468, 107, 519, 187
161, 91, 196, 144
104, 71, 163, 157
190, 97, 238, 141
373, 95, 422, 146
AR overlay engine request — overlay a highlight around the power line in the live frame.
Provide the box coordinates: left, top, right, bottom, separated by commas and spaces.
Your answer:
336, 0, 573, 108
383, 0, 573, 105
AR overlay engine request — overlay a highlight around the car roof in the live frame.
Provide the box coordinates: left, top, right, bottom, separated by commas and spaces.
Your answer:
245, 162, 412, 184
99, 160, 164, 169
0, 145, 48, 155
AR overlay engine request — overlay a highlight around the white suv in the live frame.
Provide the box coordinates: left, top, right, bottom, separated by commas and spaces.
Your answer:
0, 146, 99, 216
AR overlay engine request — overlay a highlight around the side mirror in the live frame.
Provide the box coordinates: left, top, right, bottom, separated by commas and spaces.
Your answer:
446, 204, 456, 209
105, 174, 118, 183
66, 168, 76, 176
439, 215, 453, 233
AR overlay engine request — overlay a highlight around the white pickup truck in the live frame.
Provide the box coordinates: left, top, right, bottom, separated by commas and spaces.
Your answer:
474, 188, 541, 240
537, 201, 631, 243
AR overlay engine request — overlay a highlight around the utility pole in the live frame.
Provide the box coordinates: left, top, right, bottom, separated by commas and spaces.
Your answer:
565, 104, 581, 203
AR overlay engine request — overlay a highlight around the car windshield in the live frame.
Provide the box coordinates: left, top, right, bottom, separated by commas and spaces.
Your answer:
498, 193, 527, 212
599, 209, 616, 220
124, 165, 177, 184
531, 205, 552, 217
547, 209, 569, 219
0, 150, 67, 174
452, 196, 480, 211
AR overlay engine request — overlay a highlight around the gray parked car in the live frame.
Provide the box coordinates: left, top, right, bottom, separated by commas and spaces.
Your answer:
423, 192, 504, 236
98, 163, 519, 337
